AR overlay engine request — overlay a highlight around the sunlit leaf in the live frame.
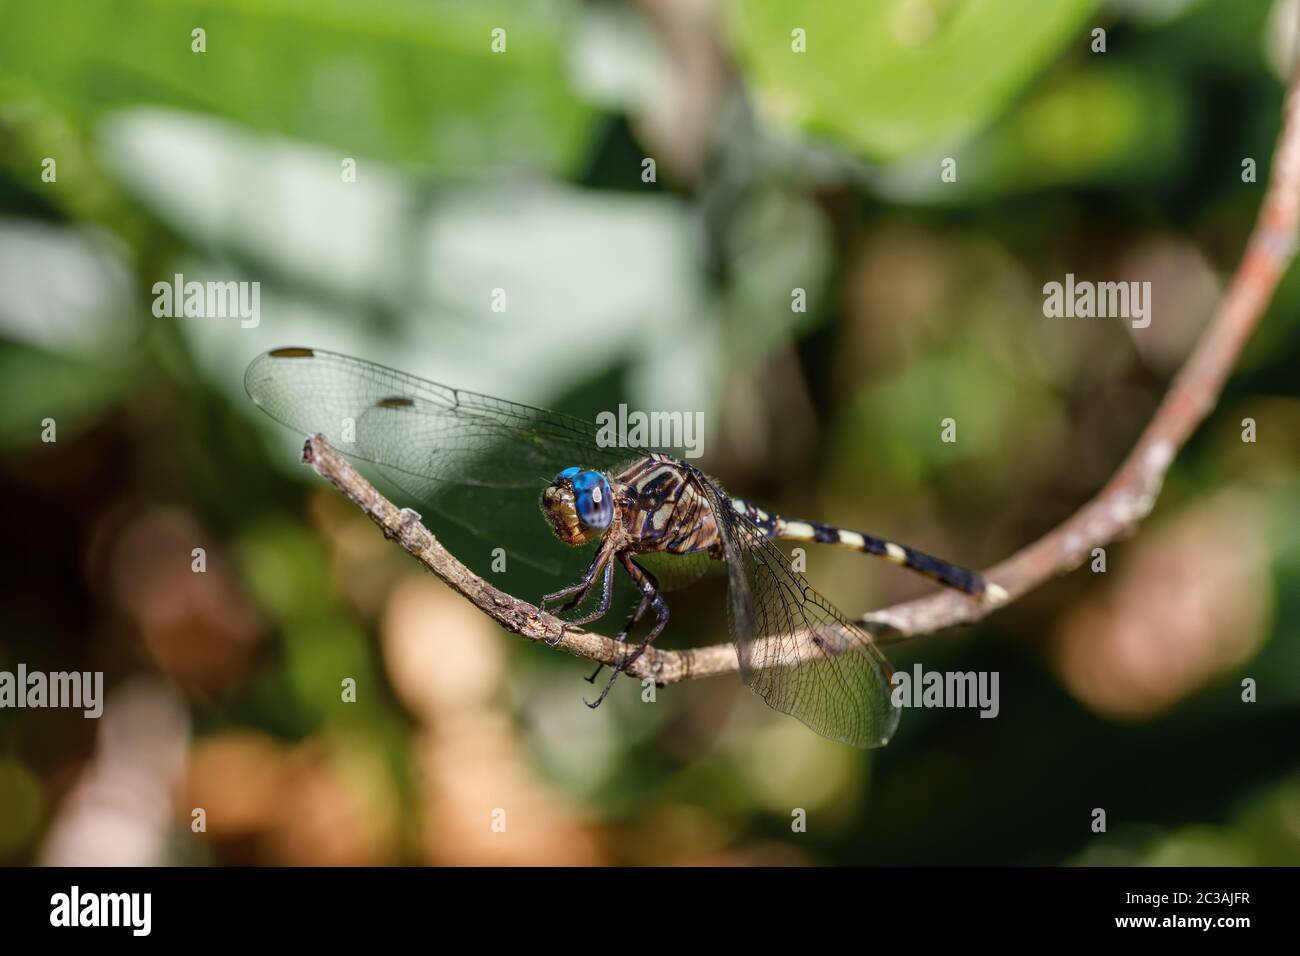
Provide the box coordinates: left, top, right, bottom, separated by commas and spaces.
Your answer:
729, 0, 1096, 161
0, 0, 597, 173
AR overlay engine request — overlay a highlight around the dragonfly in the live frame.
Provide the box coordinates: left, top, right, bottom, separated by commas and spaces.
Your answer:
245, 347, 1004, 748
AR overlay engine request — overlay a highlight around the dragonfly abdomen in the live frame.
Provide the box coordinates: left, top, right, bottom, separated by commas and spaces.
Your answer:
728, 497, 989, 597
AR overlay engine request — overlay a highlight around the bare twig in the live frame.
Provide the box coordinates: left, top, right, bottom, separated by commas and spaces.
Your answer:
300, 65, 1300, 686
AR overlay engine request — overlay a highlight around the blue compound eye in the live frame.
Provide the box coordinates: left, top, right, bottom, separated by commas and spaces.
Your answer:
570, 470, 613, 531
556, 466, 582, 481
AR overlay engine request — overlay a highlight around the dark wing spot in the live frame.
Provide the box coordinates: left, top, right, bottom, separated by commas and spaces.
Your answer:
376, 397, 416, 408
268, 347, 315, 358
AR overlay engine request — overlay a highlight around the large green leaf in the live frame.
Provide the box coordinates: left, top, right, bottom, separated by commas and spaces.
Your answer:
729, 0, 1096, 161
873, 64, 1189, 202
0, 0, 596, 173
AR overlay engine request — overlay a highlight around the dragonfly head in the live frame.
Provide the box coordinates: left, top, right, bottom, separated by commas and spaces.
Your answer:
541, 467, 613, 545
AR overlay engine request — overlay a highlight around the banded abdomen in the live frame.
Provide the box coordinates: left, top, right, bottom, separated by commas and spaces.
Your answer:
726, 497, 997, 599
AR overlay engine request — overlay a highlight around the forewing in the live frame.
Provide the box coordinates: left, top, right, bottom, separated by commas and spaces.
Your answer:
245, 348, 630, 487
694, 475, 901, 748
245, 348, 634, 576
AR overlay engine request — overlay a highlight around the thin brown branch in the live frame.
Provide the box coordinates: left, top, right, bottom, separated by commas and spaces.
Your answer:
300, 64, 1300, 687
856, 63, 1300, 641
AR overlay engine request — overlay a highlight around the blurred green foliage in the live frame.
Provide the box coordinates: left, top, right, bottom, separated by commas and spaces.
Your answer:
730, 0, 1095, 160
0, 0, 596, 173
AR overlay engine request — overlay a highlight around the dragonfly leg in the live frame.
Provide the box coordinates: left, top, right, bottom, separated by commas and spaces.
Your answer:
564, 561, 614, 627
584, 556, 669, 708
540, 580, 589, 614
585, 594, 649, 683
540, 549, 612, 645
540, 549, 607, 615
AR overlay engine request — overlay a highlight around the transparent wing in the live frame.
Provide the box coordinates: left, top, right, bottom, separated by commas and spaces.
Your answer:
245, 347, 631, 488
693, 473, 901, 748
633, 549, 721, 593
245, 347, 635, 577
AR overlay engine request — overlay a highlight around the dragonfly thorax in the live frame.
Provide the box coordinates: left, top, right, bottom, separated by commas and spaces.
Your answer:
541, 467, 613, 546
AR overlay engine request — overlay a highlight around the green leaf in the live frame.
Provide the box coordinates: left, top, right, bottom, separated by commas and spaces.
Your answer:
874, 65, 1189, 202
728, 0, 1097, 161
0, 0, 597, 173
